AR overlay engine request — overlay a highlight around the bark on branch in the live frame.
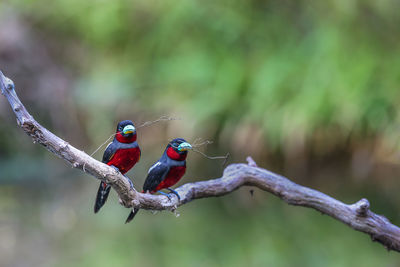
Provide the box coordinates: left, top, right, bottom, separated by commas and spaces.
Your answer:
1, 70, 400, 252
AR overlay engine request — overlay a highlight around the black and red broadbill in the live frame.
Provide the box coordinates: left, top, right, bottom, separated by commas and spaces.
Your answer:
94, 120, 141, 213
125, 138, 192, 223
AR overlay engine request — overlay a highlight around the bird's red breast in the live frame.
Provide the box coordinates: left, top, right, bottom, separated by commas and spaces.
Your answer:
153, 166, 186, 192
107, 147, 141, 174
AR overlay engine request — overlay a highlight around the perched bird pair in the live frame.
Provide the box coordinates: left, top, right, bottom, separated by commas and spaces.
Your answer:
93, 120, 192, 223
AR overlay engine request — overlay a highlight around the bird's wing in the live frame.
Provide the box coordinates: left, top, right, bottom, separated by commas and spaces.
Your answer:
102, 142, 116, 163
143, 161, 169, 192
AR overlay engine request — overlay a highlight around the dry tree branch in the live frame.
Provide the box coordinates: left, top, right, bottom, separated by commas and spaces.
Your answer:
1, 70, 400, 252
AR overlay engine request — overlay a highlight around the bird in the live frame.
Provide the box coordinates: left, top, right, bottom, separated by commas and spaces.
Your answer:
125, 138, 192, 223
94, 120, 141, 213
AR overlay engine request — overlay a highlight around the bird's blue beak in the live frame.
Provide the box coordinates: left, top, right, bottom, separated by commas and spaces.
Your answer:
178, 142, 192, 152
123, 125, 136, 135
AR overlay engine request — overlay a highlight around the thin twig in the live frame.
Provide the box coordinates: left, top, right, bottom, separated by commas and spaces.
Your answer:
137, 115, 180, 128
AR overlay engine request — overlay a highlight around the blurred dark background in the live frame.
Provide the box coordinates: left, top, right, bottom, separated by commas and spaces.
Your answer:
1, 0, 400, 266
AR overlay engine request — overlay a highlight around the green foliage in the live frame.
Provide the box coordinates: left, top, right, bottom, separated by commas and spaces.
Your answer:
8, 0, 400, 149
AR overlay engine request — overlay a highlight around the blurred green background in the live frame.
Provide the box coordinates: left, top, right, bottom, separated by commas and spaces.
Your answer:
1, 0, 400, 266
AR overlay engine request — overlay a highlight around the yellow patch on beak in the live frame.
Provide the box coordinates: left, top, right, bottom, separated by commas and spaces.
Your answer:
122, 125, 136, 135
178, 142, 192, 151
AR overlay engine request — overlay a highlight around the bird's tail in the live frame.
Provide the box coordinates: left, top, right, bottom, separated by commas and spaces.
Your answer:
125, 208, 140, 224
94, 181, 111, 213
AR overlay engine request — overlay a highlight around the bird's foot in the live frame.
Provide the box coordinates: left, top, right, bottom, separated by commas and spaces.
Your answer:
167, 188, 181, 201
110, 165, 120, 173
122, 173, 134, 189
110, 166, 134, 190
157, 190, 172, 201
125, 176, 134, 190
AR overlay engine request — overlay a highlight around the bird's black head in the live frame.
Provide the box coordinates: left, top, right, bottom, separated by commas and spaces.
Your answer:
115, 120, 137, 143
166, 138, 192, 160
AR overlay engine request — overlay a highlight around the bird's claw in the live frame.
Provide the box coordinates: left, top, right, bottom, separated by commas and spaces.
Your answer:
167, 188, 181, 201
110, 165, 120, 173
110, 165, 134, 190
157, 190, 172, 200
126, 177, 134, 190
